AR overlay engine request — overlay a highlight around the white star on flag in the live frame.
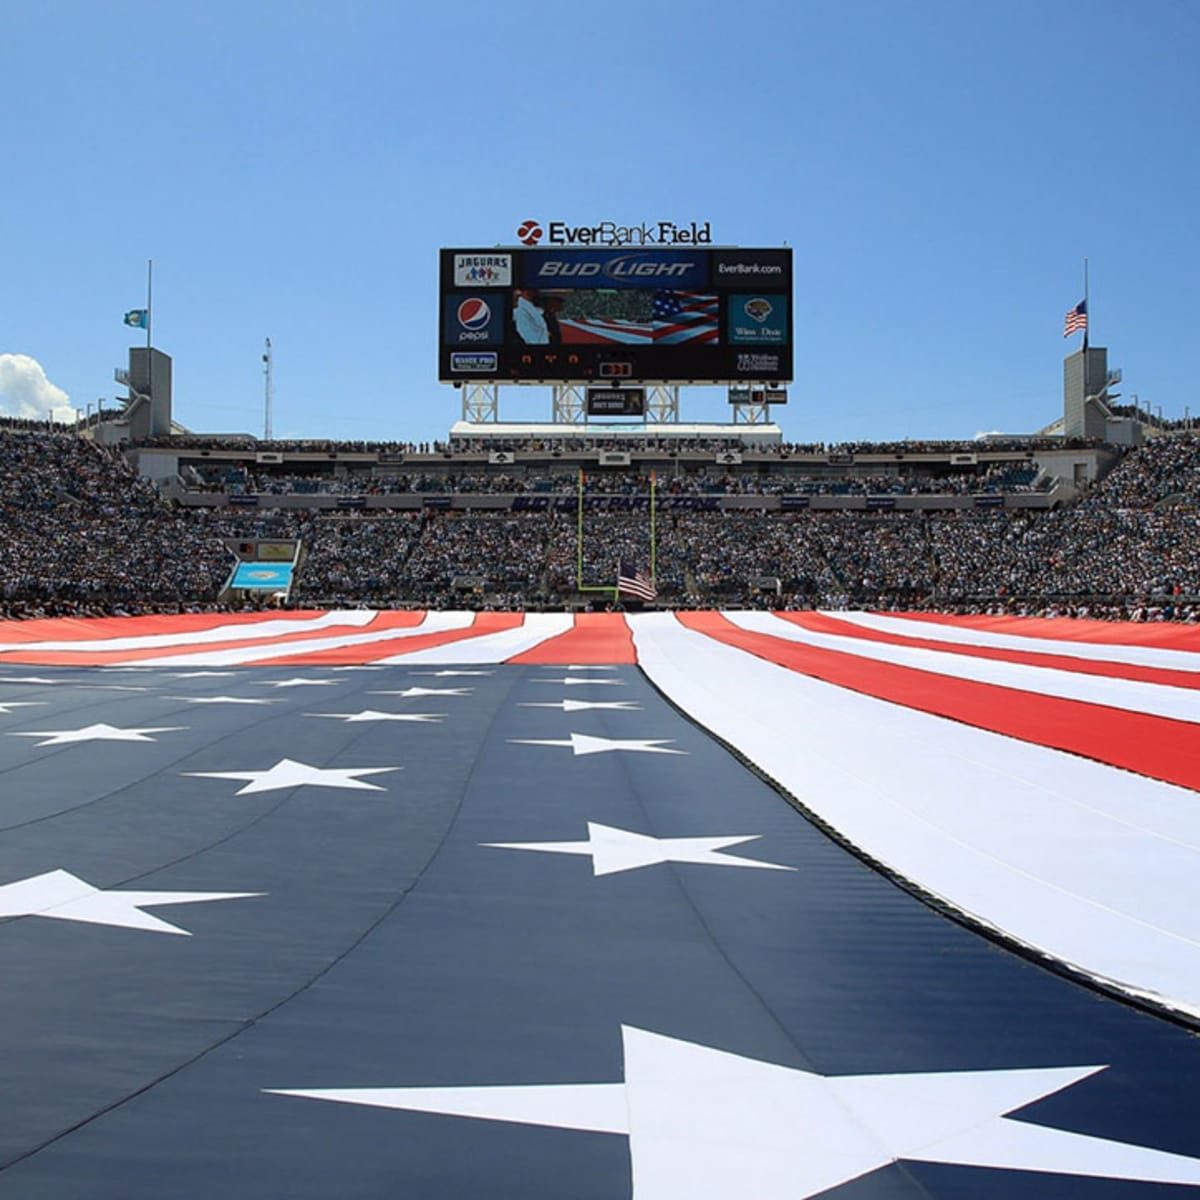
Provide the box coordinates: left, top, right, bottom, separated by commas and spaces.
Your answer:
482, 822, 793, 876
411, 670, 494, 677
167, 696, 280, 705
0, 868, 262, 936
369, 687, 472, 698
0, 701, 47, 715
267, 1024, 1200, 1197
254, 678, 342, 689
184, 757, 401, 795
0, 676, 73, 685
508, 732, 685, 756
305, 711, 444, 724
0, 677, 147, 691
532, 677, 624, 687
9, 723, 186, 747
519, 700, 642, 713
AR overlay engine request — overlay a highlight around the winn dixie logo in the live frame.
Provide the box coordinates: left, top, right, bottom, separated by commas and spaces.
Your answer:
518, 220, 712, 247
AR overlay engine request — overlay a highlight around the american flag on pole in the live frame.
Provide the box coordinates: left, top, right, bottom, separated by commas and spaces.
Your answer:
1063, 300, 1088, 338
617, 562, 657, 602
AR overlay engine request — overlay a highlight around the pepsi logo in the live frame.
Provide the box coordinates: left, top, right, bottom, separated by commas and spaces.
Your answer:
457, 298, 492, 330
517, 219, 543, 245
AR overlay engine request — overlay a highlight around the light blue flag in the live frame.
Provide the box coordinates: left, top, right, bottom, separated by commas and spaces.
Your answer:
123, 309, 148, 329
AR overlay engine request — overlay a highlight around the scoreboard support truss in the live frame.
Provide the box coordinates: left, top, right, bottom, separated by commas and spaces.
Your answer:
554, 383, 677, 424
731, 396, 772, 424
553, 384, 586, 423
646, 385, 679, 423
462, 382, 499, 423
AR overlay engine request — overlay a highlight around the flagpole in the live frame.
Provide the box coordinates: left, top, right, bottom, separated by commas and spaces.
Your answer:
145, 258, 154, 426
1082, 256, 1088, 352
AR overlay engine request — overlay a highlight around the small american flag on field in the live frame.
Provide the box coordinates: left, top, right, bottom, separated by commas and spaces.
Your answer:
618, 562, 657, 602
1064, 300, 1088, 338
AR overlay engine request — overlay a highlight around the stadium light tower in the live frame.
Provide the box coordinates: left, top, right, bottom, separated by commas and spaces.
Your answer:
262, 338, 273, 441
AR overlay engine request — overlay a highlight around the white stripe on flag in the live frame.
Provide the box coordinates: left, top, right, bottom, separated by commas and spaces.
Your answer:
0, 610, 378, 655
629, 611, 1200, 1021
133, 612, 476, 666
825, 611, 1200, 672
725, 611, 1200, 724
379, 613, 573, 664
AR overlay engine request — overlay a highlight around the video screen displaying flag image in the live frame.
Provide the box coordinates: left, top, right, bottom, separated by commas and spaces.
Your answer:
439, 247, 792, 384
514, 289, 719, 346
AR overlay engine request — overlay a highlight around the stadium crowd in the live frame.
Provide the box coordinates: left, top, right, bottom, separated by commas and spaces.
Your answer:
185, 461, 1048, 499
2, 425, 1198, 622
0, 431, 296, 620
135, 429, 1096, 457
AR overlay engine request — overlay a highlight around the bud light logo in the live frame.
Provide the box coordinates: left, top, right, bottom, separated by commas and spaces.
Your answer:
457, 297, 491, 331
517, 219, 543, 245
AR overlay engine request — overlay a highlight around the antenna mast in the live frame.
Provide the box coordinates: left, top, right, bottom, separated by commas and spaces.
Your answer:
262, 337, 273, 440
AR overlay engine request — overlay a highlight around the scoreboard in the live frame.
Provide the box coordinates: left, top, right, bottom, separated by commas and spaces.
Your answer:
439, 246, 792, 385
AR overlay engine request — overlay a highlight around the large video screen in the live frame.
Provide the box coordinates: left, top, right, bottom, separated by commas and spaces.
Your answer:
439, 247, 792, 384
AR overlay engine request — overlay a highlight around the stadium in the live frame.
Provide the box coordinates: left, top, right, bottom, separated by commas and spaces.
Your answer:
4, 237, 1200, 1198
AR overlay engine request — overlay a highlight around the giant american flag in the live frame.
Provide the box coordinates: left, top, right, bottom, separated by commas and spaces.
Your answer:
3, 605, 1200, 1023
8, 606, 1200, 1194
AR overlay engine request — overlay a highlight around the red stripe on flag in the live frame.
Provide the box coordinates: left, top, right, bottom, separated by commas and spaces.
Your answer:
508, 613, 637, 664
875, 611, 1200, 652
250, 611, 525, 665
0, 609, 324, 647
678, 611, 1200, 793
0, 612, 425, 667
778, 612, 1200, 691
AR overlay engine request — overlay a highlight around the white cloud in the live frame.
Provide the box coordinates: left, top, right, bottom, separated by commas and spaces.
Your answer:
0, 354, 77, 422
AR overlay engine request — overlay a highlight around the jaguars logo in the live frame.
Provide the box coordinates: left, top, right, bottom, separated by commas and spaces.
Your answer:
743, 298, 773, 324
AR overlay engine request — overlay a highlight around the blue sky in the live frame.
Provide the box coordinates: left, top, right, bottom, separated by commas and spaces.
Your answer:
2, 0, 1197, 443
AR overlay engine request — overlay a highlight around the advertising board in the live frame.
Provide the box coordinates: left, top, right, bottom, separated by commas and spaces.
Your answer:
586, 388, 646, 417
